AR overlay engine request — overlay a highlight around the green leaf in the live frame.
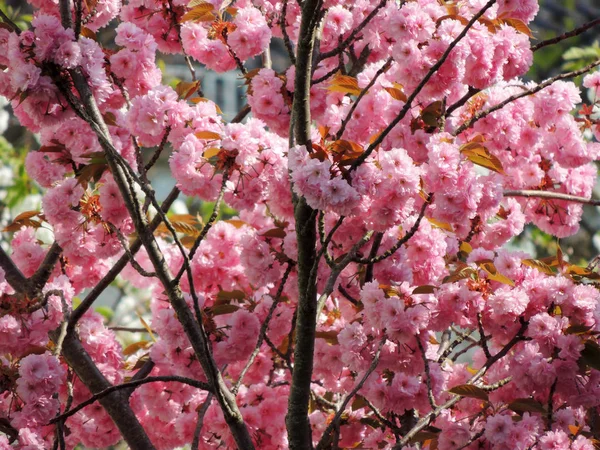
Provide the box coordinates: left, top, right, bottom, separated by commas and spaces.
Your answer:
563, 46, 600, 61
95, 306, 114, 321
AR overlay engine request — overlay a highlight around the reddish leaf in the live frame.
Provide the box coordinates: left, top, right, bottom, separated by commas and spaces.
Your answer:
412, 285, 437, 295
261, 228, 287, 239
216, 290, 246, 301
448, 384, 489, 402
123, 340, 152, 356
508, 398, 546, 414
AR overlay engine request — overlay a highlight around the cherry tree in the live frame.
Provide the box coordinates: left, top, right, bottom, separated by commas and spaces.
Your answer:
1, 0, 600, 448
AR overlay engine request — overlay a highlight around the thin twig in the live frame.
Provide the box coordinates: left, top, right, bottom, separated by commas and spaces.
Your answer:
350, 0, 497, 171
144, 127, 171, 173
337, 284, 359, 306
363, 396, 401, 434
417, 337, 436, 409
110, 224, 157, 278
174, 169, 230, 283
477, 313, 491, 359
457, 430, 485, 450
437, 328, 452, 360
166, 0, 196, 81
445, 86, 481, 118
316, 334, 386, 449
336, 58, 393, 140
311, 391, 337, 409
316, 212, 341, 267
393, 319, 528, 449
480, 376, 512, 391
69, 188, 179, 328
438, 329, 475, 363
233, 263, 294, 393
454, 59, 600, 136
450, 341, 478, 362
504, 190, 600, 206
318, 0, 387, 60
316, 230, 374, 318
312, 65, 340, 85
353, 198, 429, 265
348, 44, 371, 78
547, 377, 558, 430
49, 376, 212, 424
53, 370, 74, 450
265, 334, 292, 370
0, 8, 20, 34
53, 291, 71, 357
231, 104, 251, 123
364, 232, 383, 284
191, 393, 213, 450
532, 18, 600, 52
280, 0, 296, 64
109, 326, 155, 333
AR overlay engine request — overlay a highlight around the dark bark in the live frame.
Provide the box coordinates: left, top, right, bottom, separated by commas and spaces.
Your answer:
65, 56, 255, 450
285, 0, 322, 447
0, 247, 156, 450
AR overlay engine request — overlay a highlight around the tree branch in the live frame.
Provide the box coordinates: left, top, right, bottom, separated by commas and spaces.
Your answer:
318, 0, 386, 61
393, 319, 528, 449
350, 0, 497, 171
68, 187, 180, 328
0, 8, 20, 34
532, 18, 600, 52
416, 337, 436, 410
58, 333, 158, 449
0, 225, 157, 450
0, 247, 30, 294
49, 375, 212, 424
316, 334, 386, 449
353, 198, 429, 265
233, 262, 294, 393
454, 59, 600, 136
286, 0, 324, 446
503, 189, 600, 206
54, 24, 256, 447
280, 0, 296, 65
28, 242, 62, 294
335, 57, 393, 141
192, 393, 213, 450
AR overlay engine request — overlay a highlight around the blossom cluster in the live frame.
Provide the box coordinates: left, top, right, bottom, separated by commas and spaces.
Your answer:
1, 0, 600, 448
